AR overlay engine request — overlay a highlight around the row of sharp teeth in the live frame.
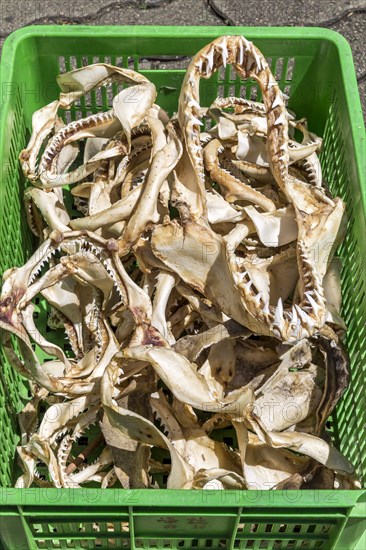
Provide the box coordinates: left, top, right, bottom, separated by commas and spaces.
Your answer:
53, 405, 96, 445
233, 268, 318, 331
72, 418, 97, 443
152, 408, 173, 439
64, 323, 83, 358
131, 125, 150, 138
28, 239, 118, 287
101, 258, 125, 300
29, 247, 61, 284
28, 214, 40, 235
57, 435, 73, 470
42, 236, 125, 304
214, 96, 267, 114
298, 157, 319, 186
194, 37, 264, 77
130, 141, 151, 158
41, 132, 65, 166
80, 241, 102, 254
43, 110, 112, 169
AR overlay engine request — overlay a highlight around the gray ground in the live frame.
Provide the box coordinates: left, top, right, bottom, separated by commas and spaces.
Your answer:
0, 0, 365, 114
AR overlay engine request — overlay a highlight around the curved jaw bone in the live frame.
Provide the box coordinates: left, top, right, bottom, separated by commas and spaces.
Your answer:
178, 35, 344, 341
20, 63, 157, 188
0, 231, 127, 395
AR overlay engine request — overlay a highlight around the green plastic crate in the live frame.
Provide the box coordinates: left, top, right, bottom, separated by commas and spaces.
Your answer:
0, 25, 365, 550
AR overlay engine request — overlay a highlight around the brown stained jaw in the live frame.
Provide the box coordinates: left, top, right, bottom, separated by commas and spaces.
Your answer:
0, 287, 30, 338
19, 150, 30, 162
0, 296, 16, 324
141, 324, 166, 347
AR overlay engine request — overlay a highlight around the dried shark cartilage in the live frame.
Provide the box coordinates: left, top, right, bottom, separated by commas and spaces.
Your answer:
175, 281, 228, 326
42, 278, 88, 358
58, 63, 156, 148
245, 404, 354, 474
236, 246, 299, 310
17, 388, 48, 445
101, 363, 194, 489
151, 271, 178, 344
100, 413, 152, 488
20, 64, 156, 189
301, 329, 349, 436
39, 138, 125, 188
206, 190, 247, 224
323, 258, 347, 330
151, 220, 271, 335
151, 390, 242, 478
21, 303, 71, 368
212, 96, 267, 112
99, 371, 156, 488
38, 391, 100, 445
5, 34, 358, 490
178, 36, 285, 222
67, 446, 113, 486
232, 158, 275, 185
193, 469, 247, 489
243, 205, 297, 247
0, 232, 129, 394
272, 459, 360, 490
24, 187, 71, 235
173, 319, 250, 363
0, 258, 78, 393
118, 122, 183, 255
208, 100, 268, 139
243, 433, 310, 490
113, 127, 153, 195
123, 344, 253, 415
288, 118, 323, 164
198, 339, 237, 400
70, 185, 143, 232
233, 120, 321, 167
86, 139, 127, 218
184, 37, 344, 340
16, 434, 63, 488
84, 137, 110, 163
104, 402, 194, 489
203, 138, 276, 212
254, 362, 323, 432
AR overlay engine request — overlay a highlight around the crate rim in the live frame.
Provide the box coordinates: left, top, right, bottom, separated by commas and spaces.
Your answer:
0, 487, 365, 510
